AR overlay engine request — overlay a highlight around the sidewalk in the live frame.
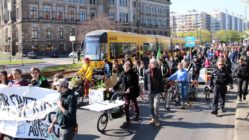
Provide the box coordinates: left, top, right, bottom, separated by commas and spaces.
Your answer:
234, 96, 249, 140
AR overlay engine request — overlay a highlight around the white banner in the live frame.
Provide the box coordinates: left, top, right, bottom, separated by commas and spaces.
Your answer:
0, 84, 60, 139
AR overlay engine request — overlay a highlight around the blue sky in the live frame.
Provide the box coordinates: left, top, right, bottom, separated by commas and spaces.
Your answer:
171, 0, 247, 17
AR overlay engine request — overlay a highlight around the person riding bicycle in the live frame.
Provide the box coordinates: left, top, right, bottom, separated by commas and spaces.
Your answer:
168, 63, 191, 109
76, 57, 93, 97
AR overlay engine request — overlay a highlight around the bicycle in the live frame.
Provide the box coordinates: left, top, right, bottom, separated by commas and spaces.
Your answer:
204, 85, 211, 101
164, 81, 181, 111
139, 76, 148, 102
96, 90, 124, 132
188, 82, 197, 101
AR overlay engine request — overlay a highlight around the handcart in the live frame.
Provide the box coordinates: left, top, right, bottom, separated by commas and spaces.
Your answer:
204, 68, 215, 101
82, 90, 125, 133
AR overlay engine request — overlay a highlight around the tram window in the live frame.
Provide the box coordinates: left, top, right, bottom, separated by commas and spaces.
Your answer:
110, 43, 136, 59
110, 43, 117, 59
110, 43, 125, 59
127, 43, 136, 57
143, 43, 150, 54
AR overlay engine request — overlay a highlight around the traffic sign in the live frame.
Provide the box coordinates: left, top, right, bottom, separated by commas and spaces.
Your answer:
185, 36, 196, 47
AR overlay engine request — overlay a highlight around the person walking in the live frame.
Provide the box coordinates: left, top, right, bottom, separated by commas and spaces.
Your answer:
210, 58, 233, 115
235, 58, 249, 101
29, 67, 50, 88
10, 69, 29, 86
110, 62, 140, 128
0, 70, 11, 85
48, 79, 77, 140
77, 50, 81, 62
144, 59, 164, 127
103, 59, 112, 89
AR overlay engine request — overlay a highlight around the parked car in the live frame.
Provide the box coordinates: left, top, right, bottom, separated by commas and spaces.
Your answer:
51, 52, 59, 58
27, 52, 37, 59
69, 51, 83, 58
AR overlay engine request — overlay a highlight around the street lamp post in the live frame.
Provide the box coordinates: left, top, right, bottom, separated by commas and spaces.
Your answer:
8, 37, 11, 62
21, 44, 24, 66
70, 35, 76, 64
241, 0, 249, 20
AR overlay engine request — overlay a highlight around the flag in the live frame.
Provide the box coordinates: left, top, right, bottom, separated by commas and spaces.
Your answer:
156, 47, 161, 60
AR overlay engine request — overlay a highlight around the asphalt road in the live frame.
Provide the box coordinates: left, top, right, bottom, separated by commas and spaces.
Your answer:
74, 86, 237, 140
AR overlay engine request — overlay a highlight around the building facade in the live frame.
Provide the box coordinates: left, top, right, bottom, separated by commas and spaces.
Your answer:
0, 0, 171, 55
170, 10, 211, 36
171, 9, 249, 35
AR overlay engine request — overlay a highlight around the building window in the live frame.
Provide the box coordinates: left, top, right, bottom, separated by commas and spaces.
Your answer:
79, 11, 86, 21
57, 7, 64, 20
70, 28, 75, 36
46, 28, 51, 39
90, 0, 96, 5
152, 7, 157, 13
146, 6, 151, 14
30, 6, 38, 19
16, 8, 20, 20
133, 2, 136, 7
68, 0, 76, 3
44, 6, 51, 20
108, 0, 115, 5
119, 12, 128, 23
59, 28, 63, 39
69, 8, 75, 21
79, 0, 86, 4
5, 28, 8, 43
109, 11, 115, 20
32, 27, 38, 39
120, 0, 128, 7
91, 12, 96, 19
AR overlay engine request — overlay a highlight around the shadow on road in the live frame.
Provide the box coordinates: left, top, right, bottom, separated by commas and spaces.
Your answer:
164, 121, 234, 129
100, 129, 135, 137
73, 134, 100, 140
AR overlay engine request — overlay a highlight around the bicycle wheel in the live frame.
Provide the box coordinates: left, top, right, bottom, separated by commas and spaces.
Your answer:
164, 91, 173, 110
97, 113, 108, 132
205, 91, 210, 101
174, 89, 181, 105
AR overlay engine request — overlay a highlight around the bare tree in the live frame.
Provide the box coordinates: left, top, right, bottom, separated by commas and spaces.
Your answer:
76, 16, 118, 46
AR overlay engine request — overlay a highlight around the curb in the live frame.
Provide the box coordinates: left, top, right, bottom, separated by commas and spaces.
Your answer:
234, 97, 249, 140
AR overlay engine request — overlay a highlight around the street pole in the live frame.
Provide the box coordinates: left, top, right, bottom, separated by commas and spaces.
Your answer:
8, 37, 11, 63
70, 35, 76, 64
21, 45, 24, 66
72, 41, 75, 64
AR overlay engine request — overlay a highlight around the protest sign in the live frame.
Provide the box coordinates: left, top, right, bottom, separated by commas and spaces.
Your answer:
0, 84, 60, 139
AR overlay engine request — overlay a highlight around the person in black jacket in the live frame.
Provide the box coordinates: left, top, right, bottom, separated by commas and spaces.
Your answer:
49, 79, 77, 140
235, 58, 249, 101
144, 59, 164, 127
210, 58, 233, 115
110, 62, 140, 128
188, 56, 202, 87
158, 58, 170, 79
